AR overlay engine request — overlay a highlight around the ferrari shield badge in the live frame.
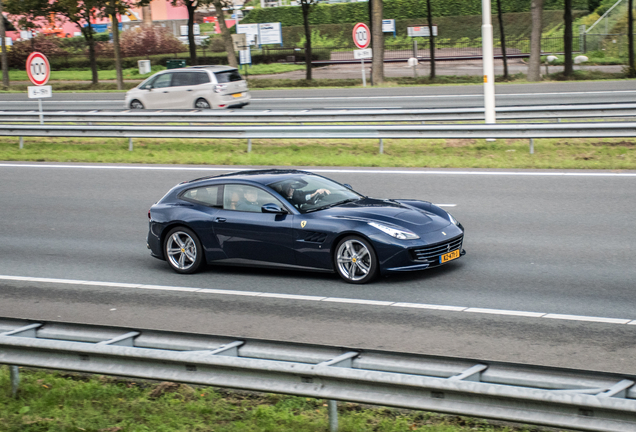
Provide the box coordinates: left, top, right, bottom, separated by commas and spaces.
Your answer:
301, 221, 307, 228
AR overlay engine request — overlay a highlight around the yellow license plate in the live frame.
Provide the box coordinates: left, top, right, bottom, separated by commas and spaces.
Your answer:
440, 249, 460, 263
232, 93, 243, 98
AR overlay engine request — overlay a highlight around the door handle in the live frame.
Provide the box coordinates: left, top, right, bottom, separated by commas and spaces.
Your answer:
187, 89, 193, 91
215, 217, 227, 223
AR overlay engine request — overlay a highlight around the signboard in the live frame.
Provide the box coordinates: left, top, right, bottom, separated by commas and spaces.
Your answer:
408, 25, 437, 37
26, 52, 50, 86
258, 22, 282, 45
4, 37, 13, 47
231, 33, 247, 52
382, 19, 395, 33
236, 23, 259, 45
239, 48, 251, 65
28, 85, 52, 99
352, 23, 370, 49
353, 48, 372, 59
180, 24, 201, 36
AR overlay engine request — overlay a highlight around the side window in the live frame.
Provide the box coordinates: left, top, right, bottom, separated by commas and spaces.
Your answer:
181, 185, 223, 207
171, 72, 191, 87
223, 185, 284, 213
194, 72, 211, 85
152, 73, 173, 89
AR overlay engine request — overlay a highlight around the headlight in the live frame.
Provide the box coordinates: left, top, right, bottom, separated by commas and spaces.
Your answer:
448, 213, 459, 226
214, 84, 228, 93
369, 222, 419, 240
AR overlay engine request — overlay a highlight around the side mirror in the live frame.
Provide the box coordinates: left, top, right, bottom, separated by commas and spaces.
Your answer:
344, 184, 353, 190
261, 203, 287, 214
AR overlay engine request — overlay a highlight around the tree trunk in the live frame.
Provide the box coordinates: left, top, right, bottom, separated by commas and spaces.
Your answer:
527, 0, 544, 81
563, 0, 573, 77
496, 0, 508, 80
213, 0, 238, 68
629, 0, 635, 76
426, 0, 435, 79
110, 0, 123, 90
84, 24, 99, 85
142, 5, 152, 26
0, 0, 9, 89
302, 1, 312, 80
371, 0, 383, 84
187, 1, 197, 66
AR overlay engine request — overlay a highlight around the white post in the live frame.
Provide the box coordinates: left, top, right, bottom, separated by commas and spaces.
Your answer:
482, 0, 496, 125
361, 59, 366, 87
38, 98, 43, 124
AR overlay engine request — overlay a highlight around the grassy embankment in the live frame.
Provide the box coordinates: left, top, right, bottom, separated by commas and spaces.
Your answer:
0, 366, 562, 432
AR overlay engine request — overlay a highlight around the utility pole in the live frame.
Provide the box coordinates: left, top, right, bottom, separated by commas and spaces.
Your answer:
482, 0, 496, 124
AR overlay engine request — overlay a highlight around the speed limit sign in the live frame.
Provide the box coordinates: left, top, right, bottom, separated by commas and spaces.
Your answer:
352, 23, 371, 49
26, 52, 51, 86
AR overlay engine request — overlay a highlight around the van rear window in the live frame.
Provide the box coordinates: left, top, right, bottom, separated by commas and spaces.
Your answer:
214, 70, 243, 83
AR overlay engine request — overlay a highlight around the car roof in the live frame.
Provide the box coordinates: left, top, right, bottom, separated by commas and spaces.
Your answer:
187, 65, 239, 73
181, 169, 318, 187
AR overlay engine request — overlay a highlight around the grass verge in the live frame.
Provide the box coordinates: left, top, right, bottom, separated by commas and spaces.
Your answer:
0, 366, 558, 432
1, 136, 634, 170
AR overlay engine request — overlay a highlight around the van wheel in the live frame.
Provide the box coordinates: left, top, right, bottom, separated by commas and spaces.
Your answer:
195, 98, 211, 109
130, 100, 144, 109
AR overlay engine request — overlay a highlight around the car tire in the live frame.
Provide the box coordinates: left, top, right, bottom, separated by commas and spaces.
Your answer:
195, 98, 211, 109
334, 235, 378, 284
164, 227, 205, 274
130, 99, 144, 109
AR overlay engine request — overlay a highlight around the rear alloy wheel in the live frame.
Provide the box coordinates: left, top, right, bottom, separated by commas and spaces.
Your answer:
130, 99, 144, 109
334, 236, 378, 284
195, 98, 211, 109
164, 227, 204, 274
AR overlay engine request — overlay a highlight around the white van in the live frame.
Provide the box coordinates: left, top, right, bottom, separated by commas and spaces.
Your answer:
125, 65, 250, 110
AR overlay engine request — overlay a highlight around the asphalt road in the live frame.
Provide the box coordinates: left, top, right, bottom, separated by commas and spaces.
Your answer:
1, 163, 635, 375
1, 80, 636, 110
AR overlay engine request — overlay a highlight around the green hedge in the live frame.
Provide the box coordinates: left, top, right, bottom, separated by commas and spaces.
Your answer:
241, 0, 588, 26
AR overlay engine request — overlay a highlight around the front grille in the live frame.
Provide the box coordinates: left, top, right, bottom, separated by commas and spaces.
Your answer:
410, 234, 463, 263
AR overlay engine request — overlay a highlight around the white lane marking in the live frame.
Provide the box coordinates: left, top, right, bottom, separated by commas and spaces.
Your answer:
1, 163, 636, 177
1, 274, 632, 326
543, 314, 632, 324
434, 204, 456, 207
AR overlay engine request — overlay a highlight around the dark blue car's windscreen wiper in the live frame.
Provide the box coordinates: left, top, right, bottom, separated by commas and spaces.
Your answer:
306, 198, 361, 213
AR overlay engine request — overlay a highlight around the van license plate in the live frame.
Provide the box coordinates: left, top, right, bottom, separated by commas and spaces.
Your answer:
440, 249, 460, 263
232, 93, 243, 98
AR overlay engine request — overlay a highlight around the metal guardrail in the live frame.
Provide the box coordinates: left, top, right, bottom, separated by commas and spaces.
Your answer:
1, 318, 635, 432
1, 122, 636, 140
1, 103, 636, 124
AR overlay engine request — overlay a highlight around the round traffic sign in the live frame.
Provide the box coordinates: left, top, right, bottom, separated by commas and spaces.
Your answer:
26, 52, 51, 86
352, 23, 371, 49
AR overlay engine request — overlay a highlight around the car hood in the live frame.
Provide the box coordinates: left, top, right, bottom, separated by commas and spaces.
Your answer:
321, 197, 451, 232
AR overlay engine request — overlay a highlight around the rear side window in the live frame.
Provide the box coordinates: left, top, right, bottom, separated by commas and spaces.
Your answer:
171, 72, 210, 86
180, 185, 223, 207
214, 70, 243, 83
194, 72, 211, 85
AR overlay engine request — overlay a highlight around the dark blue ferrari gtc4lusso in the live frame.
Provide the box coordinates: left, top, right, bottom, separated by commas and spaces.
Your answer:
147, 169, 465, 284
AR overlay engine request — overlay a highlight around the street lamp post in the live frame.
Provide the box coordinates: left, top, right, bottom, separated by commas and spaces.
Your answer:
482, 0, 496, 124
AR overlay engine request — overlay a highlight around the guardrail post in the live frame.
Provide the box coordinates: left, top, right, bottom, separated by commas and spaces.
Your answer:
328, 399, 338, 431
248, 139, 252, 153
530, 138, 535, 154
19, 137, 23, 150
129, 138, 133, 151
379, 138, 384, 154
10, 365, 19, 397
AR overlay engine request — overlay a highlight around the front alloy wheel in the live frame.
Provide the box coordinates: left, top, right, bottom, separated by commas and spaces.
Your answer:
164, 227, 204, 274
130, 99, 144, 109
334, 236, 378, 284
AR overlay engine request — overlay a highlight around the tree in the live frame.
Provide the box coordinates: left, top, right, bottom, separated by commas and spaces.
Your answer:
563, 0, 573, 77
496, 0, 509, 80
370, 0, 384, 84
298, 0, 317, 80
0, 0, 9, 89
426, 0, 435, 79
527, 0, 544, 81
108, 0, 123, 90
211, 0, 237, 68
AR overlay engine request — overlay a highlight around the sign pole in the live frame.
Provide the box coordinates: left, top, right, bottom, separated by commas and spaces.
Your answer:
482, 0, 496, 125
38, 98, 43, 124
361, 59, 366, 87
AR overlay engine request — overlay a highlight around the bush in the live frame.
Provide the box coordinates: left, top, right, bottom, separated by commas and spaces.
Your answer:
119, 26, 187, 57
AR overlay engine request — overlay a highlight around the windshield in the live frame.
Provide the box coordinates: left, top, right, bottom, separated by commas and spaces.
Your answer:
269, 175, 363, 213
